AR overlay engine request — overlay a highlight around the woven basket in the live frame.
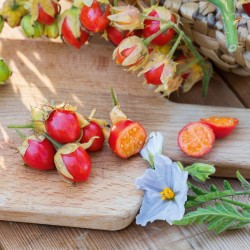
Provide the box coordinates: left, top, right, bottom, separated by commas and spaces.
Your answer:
161, 0, 250, 76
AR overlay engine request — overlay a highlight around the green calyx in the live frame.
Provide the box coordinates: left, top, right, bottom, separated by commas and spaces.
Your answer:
21, 15, 44, 38
0, 59, 12, 85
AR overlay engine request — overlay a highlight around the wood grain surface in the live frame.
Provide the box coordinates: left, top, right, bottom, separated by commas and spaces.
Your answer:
0, 36, 250, 233
0, 32, 250, 248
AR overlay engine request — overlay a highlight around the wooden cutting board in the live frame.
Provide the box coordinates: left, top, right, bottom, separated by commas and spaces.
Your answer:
0, 38, 249, 231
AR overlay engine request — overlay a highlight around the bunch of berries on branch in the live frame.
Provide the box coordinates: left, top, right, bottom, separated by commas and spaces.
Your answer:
0, 0, 210, 94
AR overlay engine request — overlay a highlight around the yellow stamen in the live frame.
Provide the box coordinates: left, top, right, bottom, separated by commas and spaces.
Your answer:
160, 187, 175, 200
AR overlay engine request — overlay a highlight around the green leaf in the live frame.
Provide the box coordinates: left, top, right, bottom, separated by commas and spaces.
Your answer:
173, 203, 250, 234
195, 190, 235, 202
188, 182, 208, 195
209, 184, 219, 192
185, 200, 203, 209
236, 171, 250, 190
177, 162, 184, 171
223, 180, 233, 191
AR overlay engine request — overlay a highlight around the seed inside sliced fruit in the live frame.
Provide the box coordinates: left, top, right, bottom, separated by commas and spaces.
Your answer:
109, 120, 147, 159
178, 122, 215, 158
117, 123, 146, 158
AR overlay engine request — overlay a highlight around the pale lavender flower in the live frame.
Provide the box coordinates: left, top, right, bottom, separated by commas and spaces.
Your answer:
140, 132, 171, 167
135, 155, 188, 226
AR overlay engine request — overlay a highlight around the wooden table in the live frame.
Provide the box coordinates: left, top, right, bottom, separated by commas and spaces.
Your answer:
0, 30, 250, 250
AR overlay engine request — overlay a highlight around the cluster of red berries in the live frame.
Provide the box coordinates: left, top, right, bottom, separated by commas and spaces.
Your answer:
0, 0, 205, 94
8, 93, 147, 184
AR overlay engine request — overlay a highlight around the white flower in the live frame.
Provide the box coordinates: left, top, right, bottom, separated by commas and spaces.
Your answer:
140, 132, 170, 167
135, 155, 188, 226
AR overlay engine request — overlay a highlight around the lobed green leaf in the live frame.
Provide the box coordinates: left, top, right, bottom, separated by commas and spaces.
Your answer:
174, 203, 250, 234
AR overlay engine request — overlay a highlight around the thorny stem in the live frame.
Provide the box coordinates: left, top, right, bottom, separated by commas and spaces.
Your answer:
7, 123, 34, 129
111, 87, 118, 106
143, 15, 212, 96
43, 133, 62, 150
208, 0, 238, 52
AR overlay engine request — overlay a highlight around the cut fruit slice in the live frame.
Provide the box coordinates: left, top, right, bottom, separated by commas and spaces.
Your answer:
178, 122, 215, 158
200, 116, 239, 139
108, 120, 147, 159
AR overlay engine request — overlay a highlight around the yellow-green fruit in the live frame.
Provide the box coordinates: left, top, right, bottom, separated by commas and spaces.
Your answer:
0, 59, 12, 85
21, 15, 44, 38
44, 21, 59, 39
0, 0, 28, 28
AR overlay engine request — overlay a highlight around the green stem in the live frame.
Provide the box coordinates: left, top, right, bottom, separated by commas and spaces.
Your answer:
113, 0, 118, 7
221, 197, 250, 210
111, 87, 118, 106
175, 28, 211, 96
208, 0, 238, 52
167, 32, 183, 59
186, 190, 250, 209
143, 23, 172, 46
7, 123, 34, 129
43, 133, 62, 150
15, 129, 26, 140
143, 15, 212, 96
176, 57, 202, 75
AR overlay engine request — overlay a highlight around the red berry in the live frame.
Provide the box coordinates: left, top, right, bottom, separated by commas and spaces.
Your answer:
243, 3, 250, 16
115, 45, 137, 65
55, 144, 91, 183
108, 119, 146, 159
200, 117, 239, 139
80, 0, 111, 33
142, 10, 175, 46
37, 1, 59, 25
61, 18, 89, 49
144, 64, 164, 85
106, 26, 134, 46
80, 121, 105, 152
45, 109, 81, 144
178, 122, 215, 158
19, 136, 56, 170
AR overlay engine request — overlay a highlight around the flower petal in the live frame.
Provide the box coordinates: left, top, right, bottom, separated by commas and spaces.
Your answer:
140, 132, 164, 163
164, 200, 186, 225
136, 190, 171, 226
135, 168, 163, 192
172, 165, 188, 193
154, 155, 173, 188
